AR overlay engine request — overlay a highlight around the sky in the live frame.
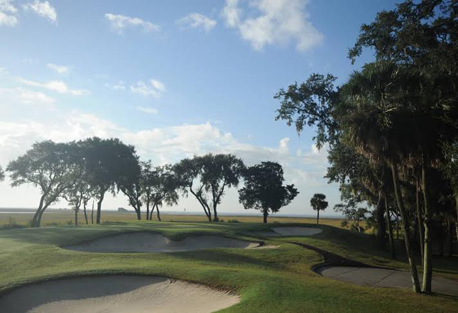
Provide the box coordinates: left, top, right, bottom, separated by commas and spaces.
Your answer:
0, 0, 400, 217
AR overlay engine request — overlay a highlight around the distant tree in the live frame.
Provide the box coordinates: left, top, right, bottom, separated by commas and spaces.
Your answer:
143, 164, 179, 221
200, 154, 245, 221
117, 154, 143, 220
78, 137, 139, 224
0, 165, 5, 181
63, 145, 93, 226
7, 141, 79, 227
174, 157, 212, 221
310, 193, 328, 225
239, 161, 298, 223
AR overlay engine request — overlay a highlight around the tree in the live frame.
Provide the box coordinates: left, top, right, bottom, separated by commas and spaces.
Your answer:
117, 155, 143, 220
174, 157, 212, 221
200, 154, 245, 221
310, 193, 328, 225
239, 162, 298, 223
143, 164, 179, 221
0, 166, 4, 182
7, 141, 79, 227
78, 137, 139, 224
349, 1, 458, 292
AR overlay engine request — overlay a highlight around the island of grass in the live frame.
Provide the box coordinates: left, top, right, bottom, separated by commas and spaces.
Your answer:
0, 221, 457, 312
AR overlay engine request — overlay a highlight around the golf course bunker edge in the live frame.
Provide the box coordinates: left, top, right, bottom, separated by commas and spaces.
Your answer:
63, 232, 260, 253
0, 275, 240, 313
317, 266, 458, 297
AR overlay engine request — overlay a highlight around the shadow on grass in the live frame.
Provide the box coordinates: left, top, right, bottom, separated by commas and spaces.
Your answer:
169, 249, 285, 272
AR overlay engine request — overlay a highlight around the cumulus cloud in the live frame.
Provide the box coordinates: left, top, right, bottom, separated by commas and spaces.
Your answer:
0, 0, 18, 26
18, 78, 89, 96
23, 0, 57, 23
222, 0, 323, 51
0, 87, 55, 107
105, 13, 159, 34
104, 81, 126, 91
136, 106, 158, 114
47, 63, 68, 74
130, 79, 165, 97
0, 107, 339, 213
177, 13, 217, 32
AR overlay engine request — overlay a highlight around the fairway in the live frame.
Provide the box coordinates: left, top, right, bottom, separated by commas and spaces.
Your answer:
0, 221, 457, 313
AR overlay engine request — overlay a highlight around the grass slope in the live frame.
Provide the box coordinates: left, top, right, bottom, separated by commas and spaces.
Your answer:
0, 221, 457, 312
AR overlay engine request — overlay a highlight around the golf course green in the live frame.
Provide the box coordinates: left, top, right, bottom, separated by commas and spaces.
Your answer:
0, 221, 457, 312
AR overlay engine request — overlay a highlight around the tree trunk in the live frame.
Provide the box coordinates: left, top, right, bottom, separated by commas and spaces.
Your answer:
83, 203, 88, 225
190, 188, 212, 221
455, 194, 458, 242
156, 204, 161, 221
212, 203, 219, 222
385, 196, 396, 259
31, 194, 46, 227
146, 203, 150, 221
416, 177, 424, 261
391, 162, 421, 293
263, 209, 268, 223
421, 163, 433, 293
135, 206, 141, 220
376, 194, 387, 249
96, 191, 105, 224
149, 204, 155, 220
91, 201, 94, 224
74, 207, 78, 226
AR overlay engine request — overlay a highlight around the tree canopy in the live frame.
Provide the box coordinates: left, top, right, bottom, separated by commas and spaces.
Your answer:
239, 161, 298, 223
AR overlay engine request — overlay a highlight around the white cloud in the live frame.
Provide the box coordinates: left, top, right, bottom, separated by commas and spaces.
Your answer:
0, 108, 339, 214
222, 0, 323, 51
105, 13, 159, 34
177, 13, 217, 32
0, 67, 9, 75
0, 87, 55, 106
47, 63, 68, 74
23, 0, 57, 23
18, 78, 89, 96
136, 106, 158, 115
130, 79, 165, 97
104, 81, 126, 91
0, 0, 18, 26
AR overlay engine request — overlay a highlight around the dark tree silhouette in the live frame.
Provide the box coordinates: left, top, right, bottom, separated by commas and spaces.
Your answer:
7, 141, 80, 227
239, 161, 298, 223
78, 137, 139, 224
310, 193, 328, 225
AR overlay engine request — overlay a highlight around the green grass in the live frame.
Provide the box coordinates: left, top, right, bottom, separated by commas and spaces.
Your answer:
0, 221, 457, 312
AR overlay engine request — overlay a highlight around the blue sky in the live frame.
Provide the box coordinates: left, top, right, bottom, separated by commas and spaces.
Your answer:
0, 0, 399, 216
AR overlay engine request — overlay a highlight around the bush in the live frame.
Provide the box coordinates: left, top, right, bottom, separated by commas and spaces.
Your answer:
227, 219, 239, 223
1, 217, 26, 229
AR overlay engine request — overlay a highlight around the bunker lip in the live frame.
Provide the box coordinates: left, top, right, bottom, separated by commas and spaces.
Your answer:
317, 265, 458, 297
61, 232, 261, 253
0, 275, 240, 313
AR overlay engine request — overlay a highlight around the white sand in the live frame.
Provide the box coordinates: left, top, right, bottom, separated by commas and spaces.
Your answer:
0, 275, 240, 313
63, 232, 260, 253
250, 227, 322, 237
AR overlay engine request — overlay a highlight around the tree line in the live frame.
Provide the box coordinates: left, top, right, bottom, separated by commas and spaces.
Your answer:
275, 0, 457, 294
1, 138, 298, 227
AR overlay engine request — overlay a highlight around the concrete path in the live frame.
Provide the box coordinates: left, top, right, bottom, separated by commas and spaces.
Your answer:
318, 266, 458, 297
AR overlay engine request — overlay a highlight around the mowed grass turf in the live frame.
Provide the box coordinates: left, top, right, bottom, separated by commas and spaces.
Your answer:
0, 221, 457, 312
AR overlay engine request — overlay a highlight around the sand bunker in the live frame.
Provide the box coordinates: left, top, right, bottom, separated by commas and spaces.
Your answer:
63, 232, 259, 253
318, 266, 458, 297
251, 226, 323, 237
0, 275, 240, 313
